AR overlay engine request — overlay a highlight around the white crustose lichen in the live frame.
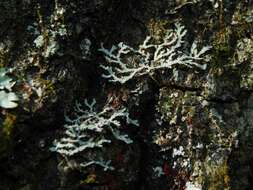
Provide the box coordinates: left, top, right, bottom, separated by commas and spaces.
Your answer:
99, 23, 211, 84
50, 98, 138, 171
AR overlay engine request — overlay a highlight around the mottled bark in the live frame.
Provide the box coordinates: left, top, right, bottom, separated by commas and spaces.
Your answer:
0, 0, 253, 190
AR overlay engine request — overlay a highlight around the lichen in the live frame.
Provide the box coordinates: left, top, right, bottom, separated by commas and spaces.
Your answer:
33, 1, 67, 59
235, 37, 253, 90
50, 99, 138, 171
154, 85, 238, 189
99, 23, 210, 84
0, 68, 18, 109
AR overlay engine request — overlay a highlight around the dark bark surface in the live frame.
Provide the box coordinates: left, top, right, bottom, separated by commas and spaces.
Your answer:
1, 0, 253, 190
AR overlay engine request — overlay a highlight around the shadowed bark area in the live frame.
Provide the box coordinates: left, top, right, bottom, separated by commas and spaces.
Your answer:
1, 0, 253, 190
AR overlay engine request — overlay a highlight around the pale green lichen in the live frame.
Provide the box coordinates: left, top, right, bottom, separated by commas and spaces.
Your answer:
0, 68, 18, 109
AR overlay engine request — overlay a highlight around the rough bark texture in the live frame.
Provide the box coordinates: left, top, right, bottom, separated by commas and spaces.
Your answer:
1, 0, 253, 190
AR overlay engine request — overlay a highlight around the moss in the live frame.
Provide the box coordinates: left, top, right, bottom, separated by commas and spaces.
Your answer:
157, 88, 199, 124
204, 161, 230, 190
232, 22, 253, 39
41, 79, 55, 96
35, 77, 56, 98
35, 3, 66, 58
147, 19, 173, 41
0, 112, 17, 156
210, 7, 253, 73
0, 49, 9, 68
210, 27, 233, 73
81, 174, 97, 184
2, 112, 17, 137
36, 5, 49, 52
